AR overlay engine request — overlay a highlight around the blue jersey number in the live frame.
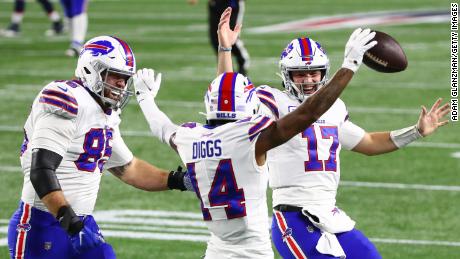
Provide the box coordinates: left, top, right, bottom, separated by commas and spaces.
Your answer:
188, 159, 246, 220
75, 128, 113, 172
302, 125, 339, 172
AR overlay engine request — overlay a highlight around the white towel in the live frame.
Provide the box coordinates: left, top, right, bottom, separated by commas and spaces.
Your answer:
301, 205, 355, 233
316, 232, 346, 259
301, 205, 355, 258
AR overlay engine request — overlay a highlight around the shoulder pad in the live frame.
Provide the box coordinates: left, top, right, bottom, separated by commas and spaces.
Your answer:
38, 81, 79, 119
256, 87, 279, 119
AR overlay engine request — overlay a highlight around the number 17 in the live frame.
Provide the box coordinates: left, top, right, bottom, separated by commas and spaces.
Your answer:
301, 125, 339, 172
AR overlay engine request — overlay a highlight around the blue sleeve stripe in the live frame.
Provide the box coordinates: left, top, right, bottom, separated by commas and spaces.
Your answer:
249, 131, 261, 142
248, 116, 272, 137
259, 97, 279, 119
39, 97, 78, 115
42, 89, 78, 105
256, 89, 275, 101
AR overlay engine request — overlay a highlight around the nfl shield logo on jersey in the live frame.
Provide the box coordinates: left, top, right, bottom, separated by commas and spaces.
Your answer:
44, 242, 52, 250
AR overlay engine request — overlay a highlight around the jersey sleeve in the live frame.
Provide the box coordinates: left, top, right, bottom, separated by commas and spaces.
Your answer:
31, 112, 77, 157
256, 86, 280, 119
38, 82, 79, 119
105, 126, 134, 169
30, 82, 79, 156
339, 120, 366, 150
246, 115, 275, 142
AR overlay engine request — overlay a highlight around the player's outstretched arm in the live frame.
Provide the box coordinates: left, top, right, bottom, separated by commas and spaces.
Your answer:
134, 68, 178, 147
217, 7, 241, 75
109, 158, 191, 191
352, 98, 450, 155
256, 28, 377, 157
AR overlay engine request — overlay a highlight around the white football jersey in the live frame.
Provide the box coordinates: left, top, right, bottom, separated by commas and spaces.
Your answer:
20, 80, 133, 215
257, 85, 365, 207
174, 115, 275, 258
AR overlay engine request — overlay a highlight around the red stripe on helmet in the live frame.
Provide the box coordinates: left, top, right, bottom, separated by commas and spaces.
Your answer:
112, 36, 135, 68
300, 38, 312, 62
218, 73, 236, 112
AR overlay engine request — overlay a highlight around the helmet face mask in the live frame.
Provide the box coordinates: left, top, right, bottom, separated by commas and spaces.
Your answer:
98, 68, 134, 110
279, 37, 330, 101
204, 72, 260, 124
75, 36, 136, 110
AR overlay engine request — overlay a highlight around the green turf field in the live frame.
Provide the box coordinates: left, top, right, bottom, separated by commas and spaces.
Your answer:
1, 0, 459, 258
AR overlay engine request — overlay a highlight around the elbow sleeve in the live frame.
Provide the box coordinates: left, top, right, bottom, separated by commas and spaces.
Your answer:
30, 148, 63, 199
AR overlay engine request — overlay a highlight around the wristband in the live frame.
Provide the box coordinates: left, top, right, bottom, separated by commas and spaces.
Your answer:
390, 125, 423, 148
218, 45, 232, 52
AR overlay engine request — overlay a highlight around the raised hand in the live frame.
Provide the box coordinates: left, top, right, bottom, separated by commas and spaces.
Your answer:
133, 68, 162, 102
417, 98, 450, 136
342, 28, 377, 72
217, 7, 241, 49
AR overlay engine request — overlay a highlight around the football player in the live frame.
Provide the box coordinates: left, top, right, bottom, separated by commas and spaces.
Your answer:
1, 0, 63, 37
217, 7, 451, 259
133, 27, 376, 257
8, 36, 188, 259
60, 0, 89, 57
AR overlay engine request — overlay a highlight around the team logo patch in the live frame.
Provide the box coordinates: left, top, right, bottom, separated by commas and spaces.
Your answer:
16, 223, 31, 232
280, 42, 294, 59
83, 40, 115, 56
331, 207, 340, 216
316, 42, 327, 54
282, 227, 293, 242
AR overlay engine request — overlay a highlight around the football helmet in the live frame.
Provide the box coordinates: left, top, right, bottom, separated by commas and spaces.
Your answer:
204, 72, 260, 122
279, 37, 330, 101
75, 35, 136, 110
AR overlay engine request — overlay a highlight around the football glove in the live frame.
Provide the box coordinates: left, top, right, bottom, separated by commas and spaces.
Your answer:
341, 28, 377, 72
69, 219, 105, 254
168, 166, 193, 191
133, 68, 162, 102
57, 206, 105, 254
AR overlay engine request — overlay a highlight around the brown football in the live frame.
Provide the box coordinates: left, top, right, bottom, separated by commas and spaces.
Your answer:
363, 31, 408, 73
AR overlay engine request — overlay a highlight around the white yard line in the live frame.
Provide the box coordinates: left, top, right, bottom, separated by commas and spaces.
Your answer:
1, 164, 459, 192
340, 181, 460, 191
1, 209, 459, 247
0, 238, 7, 247
370, 238, 460, 247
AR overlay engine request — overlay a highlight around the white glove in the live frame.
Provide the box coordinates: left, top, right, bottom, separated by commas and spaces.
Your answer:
133, 68, 162, 102
341, 28, 377, 72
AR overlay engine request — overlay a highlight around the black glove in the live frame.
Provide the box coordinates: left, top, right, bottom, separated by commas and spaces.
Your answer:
57, 205, 105, 254
57, 205, 83, 235
168, 166, 192, 191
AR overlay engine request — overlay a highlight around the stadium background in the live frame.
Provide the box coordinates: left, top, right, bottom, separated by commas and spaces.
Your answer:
0, 0, 458, 258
